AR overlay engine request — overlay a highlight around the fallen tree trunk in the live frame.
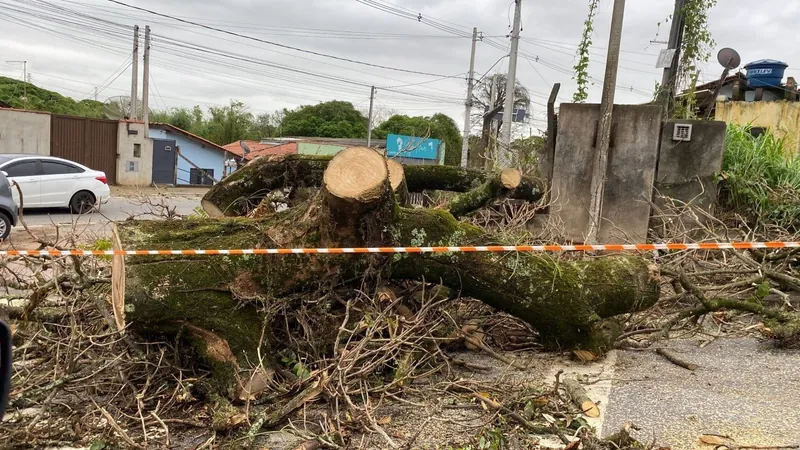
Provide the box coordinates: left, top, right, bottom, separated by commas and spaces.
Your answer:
202, 153, 543, 217
119, 147, 658, 393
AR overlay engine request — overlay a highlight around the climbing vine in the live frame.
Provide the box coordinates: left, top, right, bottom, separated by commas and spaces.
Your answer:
572, 0, 599, 103
674, 0, 718, 118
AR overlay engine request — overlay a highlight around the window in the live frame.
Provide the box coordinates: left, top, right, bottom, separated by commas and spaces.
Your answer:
4, 161, 39, 177
133, 143, 141, 158
41, 161, 83, 175
189, 168, 214, 186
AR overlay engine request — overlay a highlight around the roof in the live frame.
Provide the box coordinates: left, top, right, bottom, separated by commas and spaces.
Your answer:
286, 137, 387, 148
222, 140, 297, 160
693, 72, 748, 92
149, 123, 238, 157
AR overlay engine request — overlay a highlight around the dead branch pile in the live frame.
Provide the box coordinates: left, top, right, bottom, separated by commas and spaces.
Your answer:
3, 148, 800, 448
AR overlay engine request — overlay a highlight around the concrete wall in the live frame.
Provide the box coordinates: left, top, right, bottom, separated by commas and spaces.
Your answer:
116, 121, 153, 186
550, 104, 662, 243
0, 109, 51, 155
656, 121, 725, 210
150, 127, 225, 185
297, 142, 346, 156
716, 101, 800, 153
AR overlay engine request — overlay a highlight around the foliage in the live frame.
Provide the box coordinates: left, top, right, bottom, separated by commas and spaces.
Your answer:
722, 125, 800, 230
372, 113, 463, 166
673, 0, 718, 118
0, 76, 105, 117
511, 135, 545, 174
280, 100, 367, 138
573, 0, 599, 103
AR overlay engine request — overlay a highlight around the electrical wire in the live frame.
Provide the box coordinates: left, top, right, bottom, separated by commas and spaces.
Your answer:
106, 0, 466, 79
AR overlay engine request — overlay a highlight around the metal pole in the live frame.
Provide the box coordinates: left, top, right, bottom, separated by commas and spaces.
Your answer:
130, 25, 140, 120
658, 0, 685, 112
586, 0, 626, 244
142, 25, 150, 138
366, 86, 375, 147
500, 0, 522, 167
461, 27, 478, 168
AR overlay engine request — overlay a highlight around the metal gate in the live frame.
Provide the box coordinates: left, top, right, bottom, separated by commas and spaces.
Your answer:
152, 139, 177, 185
51, 115, 118, 184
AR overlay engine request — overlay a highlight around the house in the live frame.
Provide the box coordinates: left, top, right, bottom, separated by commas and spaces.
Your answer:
149, 123, 239, 185
222, 140, 297, 160
702, 59, 800, 153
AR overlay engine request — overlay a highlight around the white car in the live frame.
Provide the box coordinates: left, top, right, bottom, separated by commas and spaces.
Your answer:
0, 155, 111, 214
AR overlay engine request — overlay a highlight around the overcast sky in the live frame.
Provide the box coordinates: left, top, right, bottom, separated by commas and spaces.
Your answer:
1, 0, 798, 135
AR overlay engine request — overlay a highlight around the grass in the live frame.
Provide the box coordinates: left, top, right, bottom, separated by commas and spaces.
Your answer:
721, 124, 800, 230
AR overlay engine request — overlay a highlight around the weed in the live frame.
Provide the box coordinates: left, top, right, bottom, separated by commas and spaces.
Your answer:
721, 124, 800, 230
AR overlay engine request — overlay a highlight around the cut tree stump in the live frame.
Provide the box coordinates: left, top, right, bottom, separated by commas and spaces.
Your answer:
202, 154, 544, 217
119, 147, 660, 392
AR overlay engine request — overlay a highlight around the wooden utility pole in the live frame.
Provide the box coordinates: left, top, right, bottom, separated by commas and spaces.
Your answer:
142, 25, 150, 138
658, 0, 686, 113
585, 0, 626, 244
499, 0, 522, 167
460, 27, 478, 168
130, 25, 139, 120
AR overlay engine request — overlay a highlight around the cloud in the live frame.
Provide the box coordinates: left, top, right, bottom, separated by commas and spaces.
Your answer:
0, 0, 795, 132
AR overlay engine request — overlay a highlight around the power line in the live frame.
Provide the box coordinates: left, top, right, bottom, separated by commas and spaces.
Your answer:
106, 0, 466, 79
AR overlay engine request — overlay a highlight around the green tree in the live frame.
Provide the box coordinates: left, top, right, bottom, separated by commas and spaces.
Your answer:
372, 113, 463, 166
0, 76, 105, 117
204, 100, 255, 145
280, 101, 367, 138
250, 112, 281, 139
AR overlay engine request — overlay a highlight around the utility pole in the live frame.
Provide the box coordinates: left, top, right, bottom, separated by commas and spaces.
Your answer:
366, 86, 376, 147
487, 74, 498, 169
499, 0, 522, 167
130, 25, 140, 120
460, 27, 478, 168
142, 25, 150, 138
658, 0, 686, 113
586, 0, 626, 244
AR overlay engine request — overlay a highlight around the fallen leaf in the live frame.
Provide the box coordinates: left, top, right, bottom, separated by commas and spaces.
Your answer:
573, 349, 598, 362
225, 413, 247, 429
532, 396, 549, 407
542, 413, 557, 424
565, 440, 581, 450
377, 416, 392, 425
237, 366, 275, 401
699, 434, 732, 446
184, 323, 238, 364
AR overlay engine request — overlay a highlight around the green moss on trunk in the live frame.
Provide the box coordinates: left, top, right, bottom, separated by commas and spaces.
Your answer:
203, 154, 332, 216
389, 207, 659, 351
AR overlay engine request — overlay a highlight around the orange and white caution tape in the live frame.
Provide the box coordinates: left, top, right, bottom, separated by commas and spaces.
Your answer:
0, 241, 799, 257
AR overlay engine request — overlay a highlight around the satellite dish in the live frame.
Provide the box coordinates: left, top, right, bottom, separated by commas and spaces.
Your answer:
102, 95, 145, 120
240, 141, 251, 155
717, 48, 741, 70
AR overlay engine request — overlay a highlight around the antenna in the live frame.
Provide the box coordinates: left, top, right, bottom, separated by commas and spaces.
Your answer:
240, 141, 251, 156
717, 48, 741, 70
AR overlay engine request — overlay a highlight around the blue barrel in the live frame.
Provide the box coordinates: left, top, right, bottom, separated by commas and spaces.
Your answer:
744, 59, 788, 87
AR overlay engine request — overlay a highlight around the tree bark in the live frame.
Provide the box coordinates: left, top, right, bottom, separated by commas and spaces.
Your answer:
120, 147, 659, 391
205, 154, 543, 217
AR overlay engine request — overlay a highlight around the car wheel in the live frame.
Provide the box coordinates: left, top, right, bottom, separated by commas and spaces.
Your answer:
69, 191, 96, 214
0, 213, 10, 240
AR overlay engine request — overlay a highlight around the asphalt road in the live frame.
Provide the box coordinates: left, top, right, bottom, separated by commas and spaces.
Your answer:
18, 196, 202, 227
